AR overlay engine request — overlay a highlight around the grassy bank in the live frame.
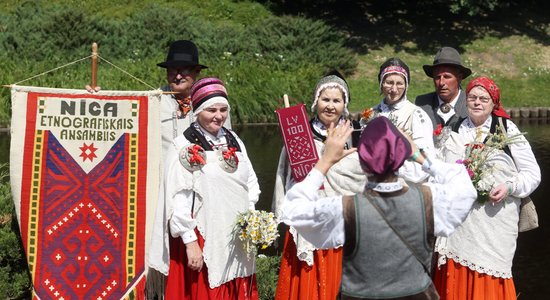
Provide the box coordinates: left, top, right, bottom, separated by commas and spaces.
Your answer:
347, 35, 550, 112
0, 1, 549, 123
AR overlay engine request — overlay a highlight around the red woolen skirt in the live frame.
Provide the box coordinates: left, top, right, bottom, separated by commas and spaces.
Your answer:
275, 229, 343, 300
165, 231, 258, 300
434, 258, 517, 300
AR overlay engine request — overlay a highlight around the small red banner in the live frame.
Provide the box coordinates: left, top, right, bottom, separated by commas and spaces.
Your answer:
275, 104, 318, 182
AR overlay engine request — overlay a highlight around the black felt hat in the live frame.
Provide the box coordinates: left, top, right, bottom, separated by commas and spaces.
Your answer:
157, 40, 208, 69
423, 47, 471, 78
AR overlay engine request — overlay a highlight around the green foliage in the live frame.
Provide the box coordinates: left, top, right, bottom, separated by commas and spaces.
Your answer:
0, 164, 32, 299
256, 254, 281, 300
0, 1, 356, 123
445, 0, 503, 15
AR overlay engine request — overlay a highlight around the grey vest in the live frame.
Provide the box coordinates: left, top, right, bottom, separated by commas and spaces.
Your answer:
341, 186, 433, 299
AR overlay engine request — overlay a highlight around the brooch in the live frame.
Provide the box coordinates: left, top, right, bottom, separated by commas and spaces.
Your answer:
180, 144, 207, 172
440, 103, 451, 114
218, 146, 239, 173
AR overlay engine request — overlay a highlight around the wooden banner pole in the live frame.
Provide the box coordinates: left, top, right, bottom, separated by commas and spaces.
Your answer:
283, 94, 290, 108
91, 42, 98, 89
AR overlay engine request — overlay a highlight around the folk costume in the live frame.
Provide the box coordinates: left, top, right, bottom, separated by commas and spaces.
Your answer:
149, 78, 260, 300
415, 47, 472, 130
272, 74, 366, 300
415, 90, 469, 132
281, 117, 477, 299
371, 58, 435, 183
434, 77, 541, 299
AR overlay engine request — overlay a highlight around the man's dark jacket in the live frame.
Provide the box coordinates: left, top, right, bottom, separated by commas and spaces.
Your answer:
415, 90, 468, 130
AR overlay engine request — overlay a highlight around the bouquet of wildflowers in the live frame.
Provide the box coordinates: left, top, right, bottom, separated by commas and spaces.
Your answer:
456, 123, 525, 203
235, 210, 279, 256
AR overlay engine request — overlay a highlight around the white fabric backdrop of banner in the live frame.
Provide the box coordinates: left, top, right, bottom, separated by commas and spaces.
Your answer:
10, 85, 161, 299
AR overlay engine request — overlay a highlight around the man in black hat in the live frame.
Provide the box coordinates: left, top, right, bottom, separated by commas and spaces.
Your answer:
415, 46, 472, 130
157, 40, 231, 155
86, 40, 231, 154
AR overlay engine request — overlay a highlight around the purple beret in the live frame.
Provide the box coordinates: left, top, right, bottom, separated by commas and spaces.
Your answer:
358, 117, 412, 176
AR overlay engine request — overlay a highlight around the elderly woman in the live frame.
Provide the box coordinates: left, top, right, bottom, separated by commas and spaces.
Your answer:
149, 78, 261, 299
434, 76, 541, 299
370, 57, 435, 182
272, 72, 366, 300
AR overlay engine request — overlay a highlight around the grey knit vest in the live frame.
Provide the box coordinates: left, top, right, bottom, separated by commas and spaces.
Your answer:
341, 185, 433, 298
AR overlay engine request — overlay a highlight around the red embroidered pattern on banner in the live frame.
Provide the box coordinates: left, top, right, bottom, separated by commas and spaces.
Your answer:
275, 104, 319, 182
18, 92, 148, 299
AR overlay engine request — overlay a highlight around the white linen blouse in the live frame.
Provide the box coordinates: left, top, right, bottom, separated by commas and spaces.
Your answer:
280, 158, 477, 250
375, 97, 435, 183
435, 116, 541, 278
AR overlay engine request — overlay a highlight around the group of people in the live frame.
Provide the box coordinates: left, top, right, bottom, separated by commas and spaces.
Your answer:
125, 40, 540, 300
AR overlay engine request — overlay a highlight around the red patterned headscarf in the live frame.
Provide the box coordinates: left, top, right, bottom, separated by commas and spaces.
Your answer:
466, 76, 510, 119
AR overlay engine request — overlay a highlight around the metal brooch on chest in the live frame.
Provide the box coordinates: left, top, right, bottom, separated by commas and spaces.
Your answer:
180, 144, 207, 172
218, 146, 239, 173
440, 103, 452, 114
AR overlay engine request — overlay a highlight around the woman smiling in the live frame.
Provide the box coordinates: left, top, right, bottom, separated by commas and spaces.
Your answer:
273, 72, 366, 300
370, 57, 435, 183
150, 77, 261, 299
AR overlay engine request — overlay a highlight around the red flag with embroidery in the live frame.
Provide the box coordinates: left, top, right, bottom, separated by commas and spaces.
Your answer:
9, 86, 161, 299
275, 104, 318, 182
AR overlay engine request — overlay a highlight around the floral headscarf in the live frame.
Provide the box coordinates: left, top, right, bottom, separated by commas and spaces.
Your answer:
466, 76, 510, 119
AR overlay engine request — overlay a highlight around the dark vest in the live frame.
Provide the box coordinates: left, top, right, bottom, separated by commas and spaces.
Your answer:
341, 185, 435, 299
415, 90, 468, 130
183, 122, 241, 151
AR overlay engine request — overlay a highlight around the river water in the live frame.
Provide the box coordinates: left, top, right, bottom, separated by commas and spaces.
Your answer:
1, 120, 549, 298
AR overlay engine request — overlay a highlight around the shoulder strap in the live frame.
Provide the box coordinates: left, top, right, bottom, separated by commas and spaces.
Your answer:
451, 116, 467, 133
485, 116, 512, 158
342, 195, 356, 257
366, 191, 432, 275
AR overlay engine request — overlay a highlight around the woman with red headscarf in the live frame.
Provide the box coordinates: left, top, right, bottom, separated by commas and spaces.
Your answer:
434, 76, 541, 299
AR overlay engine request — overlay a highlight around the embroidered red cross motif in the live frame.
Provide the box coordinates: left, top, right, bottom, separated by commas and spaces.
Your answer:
79, 143, 98, 162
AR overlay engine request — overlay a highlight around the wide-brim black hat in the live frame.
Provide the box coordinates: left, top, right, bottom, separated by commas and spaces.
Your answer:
423, 47, 471, 78
157, 40, 208, 69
